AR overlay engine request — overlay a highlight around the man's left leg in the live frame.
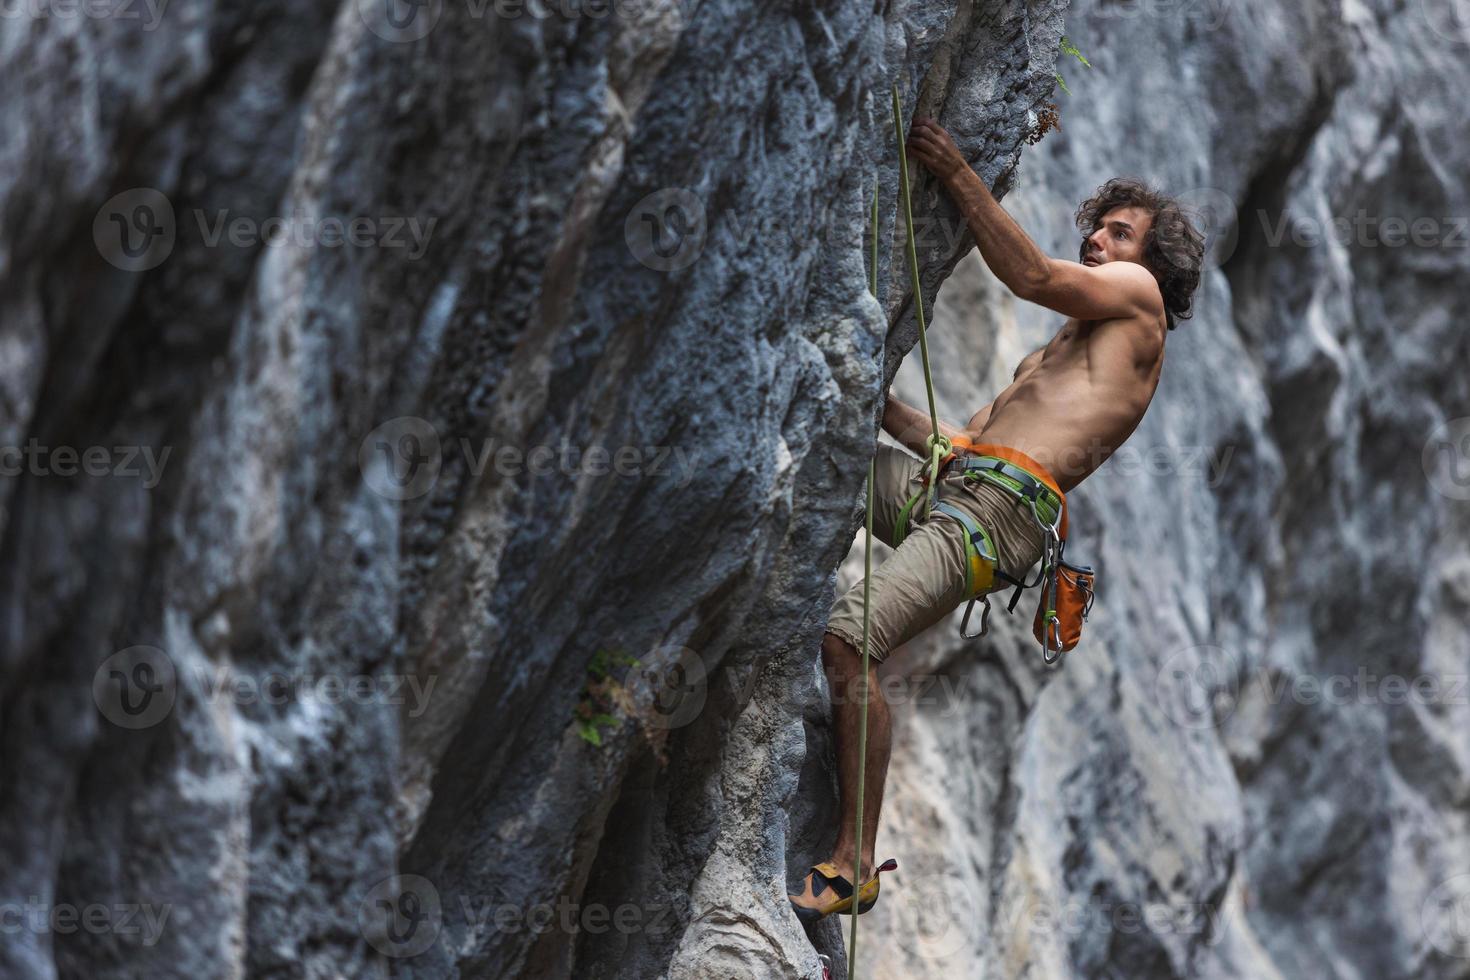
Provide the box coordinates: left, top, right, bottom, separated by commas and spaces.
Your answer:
790, 510, 974, 918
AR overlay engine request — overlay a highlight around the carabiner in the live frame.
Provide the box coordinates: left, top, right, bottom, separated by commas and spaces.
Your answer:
960, 595, 992, 638
1042, 616, 1064, 665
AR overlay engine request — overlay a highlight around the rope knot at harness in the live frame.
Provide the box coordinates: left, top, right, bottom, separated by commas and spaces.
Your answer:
924, 432, 952, 458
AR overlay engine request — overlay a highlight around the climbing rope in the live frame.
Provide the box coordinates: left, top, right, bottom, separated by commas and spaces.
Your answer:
846, 87, 939, 979
845, 180, 880, 980
891, 85, 950, 520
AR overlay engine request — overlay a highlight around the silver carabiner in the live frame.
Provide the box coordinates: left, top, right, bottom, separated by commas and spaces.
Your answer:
960, 595, 992, 638
1042, 616, 1064, 665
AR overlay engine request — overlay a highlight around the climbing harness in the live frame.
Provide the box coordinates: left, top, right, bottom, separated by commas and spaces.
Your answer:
882, 83, 1096, 667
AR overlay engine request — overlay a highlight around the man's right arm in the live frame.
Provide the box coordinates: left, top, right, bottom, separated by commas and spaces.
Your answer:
883, 391, 969, 457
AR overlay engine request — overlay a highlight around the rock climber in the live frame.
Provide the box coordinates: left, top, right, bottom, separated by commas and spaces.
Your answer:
789, 117, 1206, 922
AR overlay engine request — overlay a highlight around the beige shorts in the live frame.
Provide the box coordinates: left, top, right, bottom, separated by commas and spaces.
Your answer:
825, 442, 1049, 664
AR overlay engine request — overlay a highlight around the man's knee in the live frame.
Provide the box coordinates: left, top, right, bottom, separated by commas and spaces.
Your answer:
822, 630, 856, 668
823, 630, 885, 671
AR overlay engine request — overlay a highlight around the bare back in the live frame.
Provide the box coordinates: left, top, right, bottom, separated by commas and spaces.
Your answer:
964, 310, 1166, 492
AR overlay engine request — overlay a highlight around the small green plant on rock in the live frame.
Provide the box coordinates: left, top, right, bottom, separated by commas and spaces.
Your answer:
574, 647, 642, 746
1055, 35, 1092, 95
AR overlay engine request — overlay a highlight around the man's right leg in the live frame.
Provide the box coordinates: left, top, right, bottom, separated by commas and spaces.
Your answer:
817, 628, 890, 888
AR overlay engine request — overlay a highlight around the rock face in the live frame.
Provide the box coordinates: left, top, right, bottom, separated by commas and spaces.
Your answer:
3, 1, 1468, 979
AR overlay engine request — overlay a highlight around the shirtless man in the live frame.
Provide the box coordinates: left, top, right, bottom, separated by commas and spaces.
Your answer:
789, 118, 1205, 922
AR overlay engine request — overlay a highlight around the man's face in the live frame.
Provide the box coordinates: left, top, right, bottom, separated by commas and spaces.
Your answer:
1080, 206, 1153, 267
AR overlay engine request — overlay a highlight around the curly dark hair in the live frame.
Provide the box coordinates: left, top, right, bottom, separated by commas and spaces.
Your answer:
1074, 177, 1205, 330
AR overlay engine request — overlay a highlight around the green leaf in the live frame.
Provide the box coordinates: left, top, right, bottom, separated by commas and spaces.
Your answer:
578, 722, 602, 746
587, 649, 610, 678
1060, 36, 1092, 69
1055, 72, 1072, 96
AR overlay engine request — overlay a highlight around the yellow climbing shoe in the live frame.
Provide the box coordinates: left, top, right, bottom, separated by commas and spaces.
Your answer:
788, 857, 898, 924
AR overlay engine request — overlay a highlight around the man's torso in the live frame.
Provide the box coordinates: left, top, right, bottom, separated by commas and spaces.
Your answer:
965, 310, 1166, 492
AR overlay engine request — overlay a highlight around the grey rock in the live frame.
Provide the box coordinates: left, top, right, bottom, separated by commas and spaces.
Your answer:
4, 0, 1467, 978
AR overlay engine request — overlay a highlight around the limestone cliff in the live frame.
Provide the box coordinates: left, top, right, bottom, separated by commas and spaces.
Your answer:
2, 0, 1467, 978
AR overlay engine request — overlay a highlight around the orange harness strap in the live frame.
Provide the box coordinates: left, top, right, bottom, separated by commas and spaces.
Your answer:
944, 436, 1069, 539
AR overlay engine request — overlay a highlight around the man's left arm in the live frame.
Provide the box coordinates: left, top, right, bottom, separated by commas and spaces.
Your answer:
905, 118, 1160, 322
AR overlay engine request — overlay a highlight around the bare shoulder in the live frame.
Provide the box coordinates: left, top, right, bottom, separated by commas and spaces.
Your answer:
1102, 261, 1165, 310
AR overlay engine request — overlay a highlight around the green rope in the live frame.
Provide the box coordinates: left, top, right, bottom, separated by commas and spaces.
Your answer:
846, 180, 880, 980
891, 85, 950, 519
845, 93, 944, 978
